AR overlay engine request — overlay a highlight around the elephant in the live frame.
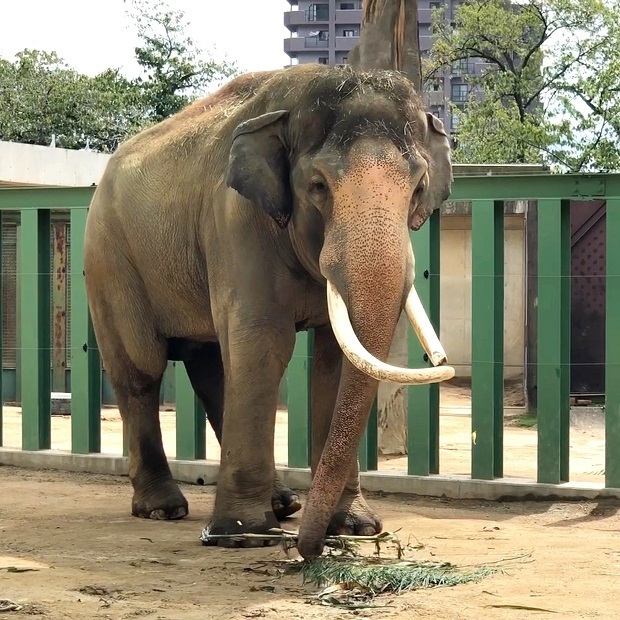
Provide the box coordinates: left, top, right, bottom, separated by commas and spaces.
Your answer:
84, 63, 455, 560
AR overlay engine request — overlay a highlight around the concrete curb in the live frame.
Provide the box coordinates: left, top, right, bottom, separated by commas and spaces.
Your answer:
2, 448, 619, 501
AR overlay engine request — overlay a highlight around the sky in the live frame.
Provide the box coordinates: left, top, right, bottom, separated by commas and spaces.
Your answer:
0, 0, 291, 78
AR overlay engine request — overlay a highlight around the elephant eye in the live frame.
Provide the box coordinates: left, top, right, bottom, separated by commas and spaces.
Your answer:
413, 183, 425, 199
309, 176, 328, 195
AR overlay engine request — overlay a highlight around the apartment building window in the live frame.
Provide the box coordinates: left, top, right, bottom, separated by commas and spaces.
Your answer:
429, 1, 441, 8
343, 29, 357, 37
318, 57, 328, 65
451, 84, 469, 102
306, 3, 329, 21
340, 2, 360, 9
306, 30, 329, 47
451, 58, 475, 75
342, 56, 348, 63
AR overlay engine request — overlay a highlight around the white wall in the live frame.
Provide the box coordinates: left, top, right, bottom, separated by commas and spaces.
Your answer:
0, 141, 109, 187
440, 214, 525, 380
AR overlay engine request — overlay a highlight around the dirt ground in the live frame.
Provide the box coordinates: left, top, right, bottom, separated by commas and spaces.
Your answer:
0, 383, 607, 483
1, 466, 620, 620
0, 384, 613, 618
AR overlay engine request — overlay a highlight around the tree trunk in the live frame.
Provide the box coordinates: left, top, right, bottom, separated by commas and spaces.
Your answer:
350, 0, 423, 455
376, 315, 408, 455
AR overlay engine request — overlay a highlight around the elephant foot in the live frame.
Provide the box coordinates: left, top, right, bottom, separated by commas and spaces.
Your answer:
272, 477, 301, 520
131, 479, 189, 520
326, 490, 382, 537
201, 505, 281, 548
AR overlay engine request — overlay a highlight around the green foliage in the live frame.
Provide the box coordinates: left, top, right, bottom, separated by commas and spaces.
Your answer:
550, 3, 620, 171
125, 0, 238, 121
300, 556, 498, 596
450, 97, 551, 166
0, 50, 146, 152
0, 0, 239, 151
427, 0, 620, 171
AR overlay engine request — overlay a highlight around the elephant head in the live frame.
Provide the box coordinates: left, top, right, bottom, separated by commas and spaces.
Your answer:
225, 65, 454, 558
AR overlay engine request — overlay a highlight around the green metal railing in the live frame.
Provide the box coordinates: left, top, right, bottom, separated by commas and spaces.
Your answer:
1, 174, 620, 489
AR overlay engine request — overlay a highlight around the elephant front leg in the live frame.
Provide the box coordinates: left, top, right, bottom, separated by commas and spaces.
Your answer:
311, 326, 382, 537
202, 321, 295, 548
184, 347, 301, 520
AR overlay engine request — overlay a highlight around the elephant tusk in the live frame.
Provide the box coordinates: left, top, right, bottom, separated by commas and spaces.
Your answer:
404, 284, 448, 367
404, 243, 449, 367
326, 279, 455, 385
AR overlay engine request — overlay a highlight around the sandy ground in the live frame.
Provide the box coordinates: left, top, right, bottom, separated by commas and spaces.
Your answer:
0, 384, 614, 618
1, 466, 620, 620
0, 384, 606, 483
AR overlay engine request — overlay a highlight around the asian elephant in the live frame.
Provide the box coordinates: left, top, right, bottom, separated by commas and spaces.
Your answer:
84, 64, 455, 560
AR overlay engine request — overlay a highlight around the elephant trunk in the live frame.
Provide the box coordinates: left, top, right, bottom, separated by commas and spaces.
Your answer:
297, 219, 449, 559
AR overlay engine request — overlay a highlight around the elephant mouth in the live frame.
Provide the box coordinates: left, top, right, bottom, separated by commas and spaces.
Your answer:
325, 261, 454, 385
409, 209, 430, 232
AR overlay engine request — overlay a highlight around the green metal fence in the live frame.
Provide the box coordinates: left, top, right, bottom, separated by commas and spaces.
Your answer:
1, 174, 620, 491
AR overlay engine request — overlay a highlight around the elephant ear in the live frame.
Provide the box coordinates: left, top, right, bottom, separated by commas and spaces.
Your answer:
226, 110, 292, 228
409, 112, 453, 231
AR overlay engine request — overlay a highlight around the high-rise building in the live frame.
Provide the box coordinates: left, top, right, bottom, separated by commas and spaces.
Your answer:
283, 0, 362, 67
283, 1, 487, 138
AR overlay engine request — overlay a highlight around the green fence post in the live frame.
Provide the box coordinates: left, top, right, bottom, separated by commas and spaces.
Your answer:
70, 208, 102, 454
20, 208, 52, 450
0, 211, 3, 446
471, 200, 504, 480
287, 330, 313, 468
358, 399, 378, 472
408, 210, 441, 476
537, 199, 570, 484
15, 225, 22, 416
122, 423, 129, 457
175, 362, 205, 460
606, 197, 620, 488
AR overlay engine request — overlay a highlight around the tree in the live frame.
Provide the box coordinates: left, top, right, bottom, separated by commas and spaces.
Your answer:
427, 0, 620, 171
84, 69, 151, 152
0, 49, 146, 151
124, 0, 238, 121
0, 1, 239, 151
551, 3, 620, 171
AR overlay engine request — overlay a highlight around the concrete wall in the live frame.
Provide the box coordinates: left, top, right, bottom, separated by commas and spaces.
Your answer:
0, 141, 109, 187
440, 214, 525, 379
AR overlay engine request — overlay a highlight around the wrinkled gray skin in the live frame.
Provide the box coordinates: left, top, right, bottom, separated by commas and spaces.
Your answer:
84, 64, 452, 560
408, 112, 451, 230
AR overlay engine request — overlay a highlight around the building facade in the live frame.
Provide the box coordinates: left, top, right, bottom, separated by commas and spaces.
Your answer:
283, 0, 487, 139
284, 0, 362, 67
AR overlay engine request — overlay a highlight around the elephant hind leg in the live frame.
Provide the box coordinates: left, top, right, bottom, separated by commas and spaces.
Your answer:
183, 343, 225, 443
184, 344, 301, 520
86, 266, 187, 520
119, 370, 189, 520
